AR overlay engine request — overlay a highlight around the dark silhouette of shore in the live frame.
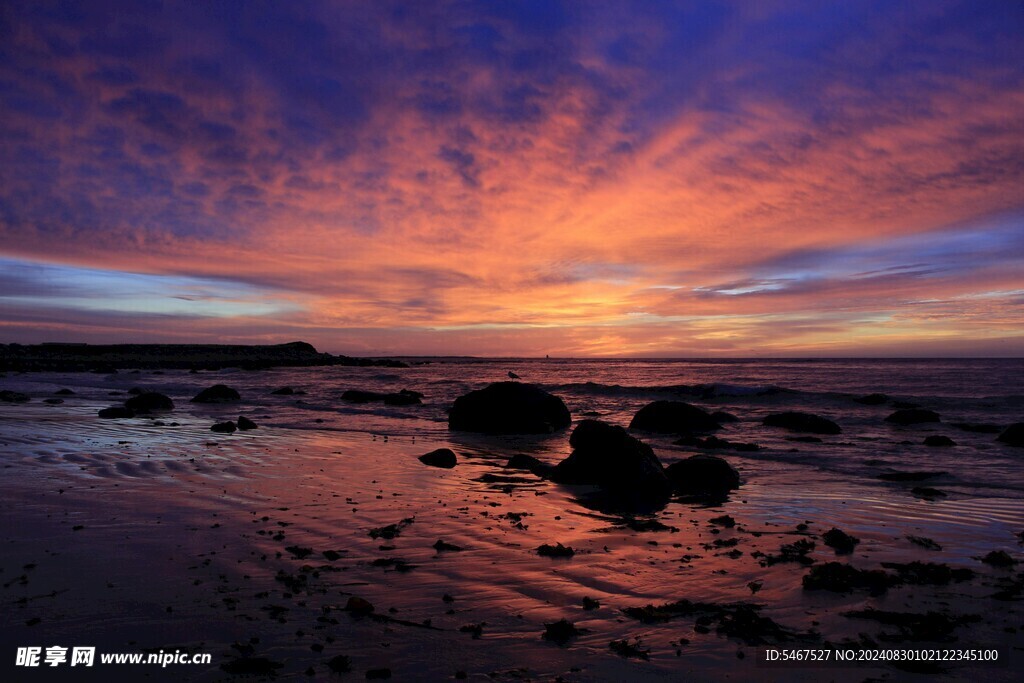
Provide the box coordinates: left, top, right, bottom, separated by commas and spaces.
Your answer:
0, 341, 407, 372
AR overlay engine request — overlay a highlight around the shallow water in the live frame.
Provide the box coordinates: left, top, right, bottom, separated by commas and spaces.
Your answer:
1, 359, 1022, 681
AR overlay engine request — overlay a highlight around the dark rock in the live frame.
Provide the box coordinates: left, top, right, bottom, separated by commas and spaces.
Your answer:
761, 539, 815, 566
542, 619, 581, 645
822, 528, 860, 554
582, 596, 600, 610
344, 596, 374, 615
877, 471, 944, 482
448, 382, 571, 434
665, 454, 740, 496
551, 420, 672, 503
127, 387, 144, 395
383, 391, 422, 406
923, 435, 955, 447
237, 416, 258, 430
433, 539, 463, 552
609, 639, 650, 660
191, 384, 240, 403
124, 392, 174, 413
629, 400, 721, 434
912, 487, 947, 499
42, 398, 63, 405
997, 423, 1024, 447
285, 546, 313, 559
505, 454, 552, 476
881, 561, 974, 584
853, 393, 889, 405
98, 406, 134, 419
55, 388, 75, 395
326, 655, 351, 673
885, 409, 940, 425
907, 535, 942, 551
270, 386, 295, 395
892, 401, 920, 410
368, 518, 413, 540
982, 550, 1017, 567
0, 390, 30, 403
366, 668, 391, 679
211, 421, 237, 433
842, 609, 977, 642
709, 514, 736, 527
802, 562, 895, 595
419, 448, 457, 468
762, 411, 841, 435
710, 410, 739, 423
341, 389, 386, 403
537, 543, 575, 558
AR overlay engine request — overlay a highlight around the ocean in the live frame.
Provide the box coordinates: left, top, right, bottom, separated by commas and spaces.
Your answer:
1, 357, 1022, 681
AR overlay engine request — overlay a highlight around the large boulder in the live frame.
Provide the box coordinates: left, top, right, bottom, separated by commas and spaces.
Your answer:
191, 384, 240, 403
448, 382, 571, 434
629, 401, 721, 434
419, 448, 457, 468
0, 390, 30, 403
885, 409, 940, 425
124, 392, 174, 413
762, 412, 841, 435
551, 420, 672, 502
998, 423, 1024, 447
665, 454, 740, 496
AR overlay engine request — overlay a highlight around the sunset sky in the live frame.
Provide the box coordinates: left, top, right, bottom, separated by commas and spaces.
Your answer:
1, 1, 1022, 357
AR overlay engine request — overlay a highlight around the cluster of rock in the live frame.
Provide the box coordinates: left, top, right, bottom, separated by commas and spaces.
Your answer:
436, 383, 742, 506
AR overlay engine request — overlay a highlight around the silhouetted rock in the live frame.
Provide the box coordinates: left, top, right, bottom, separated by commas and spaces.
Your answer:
341, 389, 386, 403
98, 406, 134, 418
923, 435, 955, 447
270, 386, 295, 395
237, 416, 258, 430
505, 454, 552, 476
0, 390, 29, 403
551, 420, 672, 503
710, 410, 739, 423
211, 421, 237, 433
383, 390, 422, 406
665, 454, 740, 496
629, 400, 721, 434
124, 392, 174, 413
191, 384, 240, 403
55, 388, 75, 395
419, 448, 457, 468
877, 470, 944, 482
542, 619, 581, 644
885, 409, 940, 425
997, 423, 1024, 447
803, 562, 894, 595
43, 398, 63, 405
448, 382, 571, 434
853, 393, 889, 405
762, 412, 840, 435
344, 596, 374, 615
822, 527, 859, 554
537, 542, 575, 558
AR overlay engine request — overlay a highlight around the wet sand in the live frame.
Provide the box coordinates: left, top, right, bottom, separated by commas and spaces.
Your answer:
1, 380, 1022, 681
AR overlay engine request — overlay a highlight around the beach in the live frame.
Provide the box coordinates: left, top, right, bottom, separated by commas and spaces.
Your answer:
1, 358, 1022, 681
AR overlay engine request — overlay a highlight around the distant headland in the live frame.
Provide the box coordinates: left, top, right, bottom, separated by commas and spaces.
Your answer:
0, 341, 408, 372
